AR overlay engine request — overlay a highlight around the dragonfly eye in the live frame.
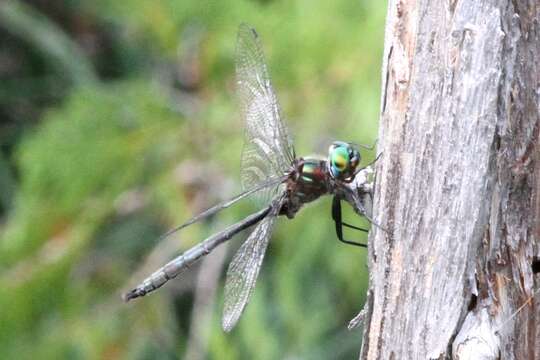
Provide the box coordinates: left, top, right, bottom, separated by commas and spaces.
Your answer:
328, 142, 361, 181
334, 154, 347, 170
349, 148, 360, 171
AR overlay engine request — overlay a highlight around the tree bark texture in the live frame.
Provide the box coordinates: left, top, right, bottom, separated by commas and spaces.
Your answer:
360, 1, 539, 359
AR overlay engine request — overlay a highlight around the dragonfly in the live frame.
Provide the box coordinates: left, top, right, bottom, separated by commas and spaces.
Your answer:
124, 24, 379, 332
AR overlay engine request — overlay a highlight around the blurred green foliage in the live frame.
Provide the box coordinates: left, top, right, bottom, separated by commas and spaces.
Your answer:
0, 0, 385, 359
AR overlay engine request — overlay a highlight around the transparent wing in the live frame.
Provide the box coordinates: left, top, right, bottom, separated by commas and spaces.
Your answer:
236, 24, 295, 204
156, 174, 286, 242
222, 212, 276, 331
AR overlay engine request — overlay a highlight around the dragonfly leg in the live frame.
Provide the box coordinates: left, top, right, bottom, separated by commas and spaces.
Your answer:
342, 221, 369, 233
346, 191, 388, 234
331, 196, 368, 248
354, 152, 383, 176
355, 138, 378, 151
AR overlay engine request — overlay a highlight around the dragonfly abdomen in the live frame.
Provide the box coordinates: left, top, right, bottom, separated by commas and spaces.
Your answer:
124, 205, 272, 302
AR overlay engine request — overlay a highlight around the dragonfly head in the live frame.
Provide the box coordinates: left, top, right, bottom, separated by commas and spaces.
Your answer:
328, 141, 360, 182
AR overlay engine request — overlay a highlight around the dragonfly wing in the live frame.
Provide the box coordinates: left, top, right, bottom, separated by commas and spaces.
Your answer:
236, 24, 295, 205
158, 174, 286, 241
222, 213, 276, 331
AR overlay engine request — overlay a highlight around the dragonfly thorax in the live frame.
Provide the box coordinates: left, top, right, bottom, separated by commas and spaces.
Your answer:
281, 158, 330, 219
297, 158, 329, 189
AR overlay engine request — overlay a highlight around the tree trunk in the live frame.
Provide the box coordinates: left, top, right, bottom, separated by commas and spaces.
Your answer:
360, 1, 539, 359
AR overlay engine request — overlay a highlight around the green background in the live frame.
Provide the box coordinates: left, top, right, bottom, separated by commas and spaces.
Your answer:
0, 1, 385, 359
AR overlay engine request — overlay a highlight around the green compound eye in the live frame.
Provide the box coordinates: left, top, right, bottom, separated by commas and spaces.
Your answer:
328, 141, 361, 181
333, 153, 348, 170
330, 146, 350, 176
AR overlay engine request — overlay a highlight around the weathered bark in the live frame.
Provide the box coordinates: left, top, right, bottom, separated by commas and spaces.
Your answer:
360, 1, 539, 359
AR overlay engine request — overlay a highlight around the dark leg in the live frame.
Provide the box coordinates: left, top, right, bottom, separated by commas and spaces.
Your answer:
350, 192, 388, 234
332, 196, 368, 248
354, 151, 383, 177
